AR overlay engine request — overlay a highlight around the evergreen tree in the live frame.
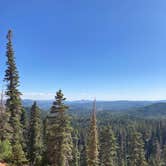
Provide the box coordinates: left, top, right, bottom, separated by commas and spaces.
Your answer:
99, 126, 117, 166
0, 89, 12, 141
161, 144, 166, 166
154, 139, 161, 166
46, 90, 73, 166
0, 139, 12, 163
80, 133, 87, 166
70, 130, 80, 166
28, 101, 43, 166
4, 30, 27, 165
41, 118, 49, 166
0, 105, 10, 141
149, 138, 162, 166
21, 108, 28, 154
11, 143, 27, 166
117, 130, 126, 166
129, 130, 147, 166
87, 100, 99, 166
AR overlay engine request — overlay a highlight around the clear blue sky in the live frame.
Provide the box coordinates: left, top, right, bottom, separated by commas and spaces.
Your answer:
0, 0, 166, 100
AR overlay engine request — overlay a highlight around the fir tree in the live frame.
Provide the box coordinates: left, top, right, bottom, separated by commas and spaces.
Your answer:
0, 88, 12, 141
129, 130, 148, 166
41, 118, 49, 166
11, 143, 27, 166
149, 138, 162, 166
4, 30, 27, 165
0, 105, 10, 141
87, 100, 99, 166
21, 108, 28, 154
99, 126, 117, 166
28, 101, 43, 166
70, 130, 80, 166
46, 90, 73, 166
117, 130, 126, 166
161, 144, 166, 166
0, 139, 12, 163
80, 133, 87, 166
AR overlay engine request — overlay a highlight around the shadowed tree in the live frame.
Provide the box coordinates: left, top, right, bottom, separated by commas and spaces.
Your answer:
28, 102, 43, 166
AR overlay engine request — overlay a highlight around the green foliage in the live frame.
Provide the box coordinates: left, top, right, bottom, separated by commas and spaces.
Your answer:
99, 126, 117, 166
28, 101, 43, 166
87, 100, 99, 166
128, 129, 148, 166
21, 108, 28, 154
70, 130, 80, 166
0, 140, 12, 162
0, 107, 12, 141
4, 30, 27, 164
11, 142, 28, 166
46, 90, 73, 166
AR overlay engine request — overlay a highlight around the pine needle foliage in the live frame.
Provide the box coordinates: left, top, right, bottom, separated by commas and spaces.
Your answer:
28, 101, 43, 166
129, 130, 148, 166
46, 90, 73, 166
4, 30, 27, 165
99, 126, 117, 166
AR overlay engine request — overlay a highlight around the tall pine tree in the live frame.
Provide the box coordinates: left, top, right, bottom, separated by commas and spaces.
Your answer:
46, 90, 73, 166
4, 30, 27, 165
87, 99, 99, 166
28, 101, 43, 166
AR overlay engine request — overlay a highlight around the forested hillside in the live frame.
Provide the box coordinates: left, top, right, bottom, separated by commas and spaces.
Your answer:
22, 100, 156, 111
1, 30, 166, 166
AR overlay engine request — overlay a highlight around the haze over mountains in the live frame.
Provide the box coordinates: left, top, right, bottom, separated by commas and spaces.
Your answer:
22, 99, 166, 118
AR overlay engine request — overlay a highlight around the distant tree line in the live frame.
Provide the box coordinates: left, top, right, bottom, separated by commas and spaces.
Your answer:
0, 30, 166, 166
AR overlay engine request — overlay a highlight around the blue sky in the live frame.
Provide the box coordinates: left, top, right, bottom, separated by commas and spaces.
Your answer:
0, 0, 166, 100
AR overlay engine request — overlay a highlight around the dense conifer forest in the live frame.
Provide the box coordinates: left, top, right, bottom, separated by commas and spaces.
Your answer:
1, 30, 166, 166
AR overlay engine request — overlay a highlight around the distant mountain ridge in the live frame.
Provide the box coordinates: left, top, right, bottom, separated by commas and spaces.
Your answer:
22, 100, 166, 118
22, 99, 165, 111
130, 102, 166, 118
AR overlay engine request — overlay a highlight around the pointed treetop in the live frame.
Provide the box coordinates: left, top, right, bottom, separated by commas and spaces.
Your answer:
33, 101, 37, 106
92, 98, 97, 119
93, 98, 96, 111
7, 29, 13, 41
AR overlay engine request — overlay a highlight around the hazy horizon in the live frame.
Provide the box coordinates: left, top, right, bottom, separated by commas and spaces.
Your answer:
21, 93, 166, 101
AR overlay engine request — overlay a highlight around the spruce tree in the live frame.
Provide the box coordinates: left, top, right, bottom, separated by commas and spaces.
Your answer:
149, 138, 162, 166
21, 108, 28, 154
129, 130, 148, 166
70, 130, 80, 166
161, 144, 166, 166
0, 139, 12, 163
46, 90, 73, 166
4, 30, 27, 165
80, 133, 87, 166
117, 130, 126, 166
0, 104, 10, 141
28, 102, 43, 166
87, 100, 99, 166
99, 126, 117, 166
